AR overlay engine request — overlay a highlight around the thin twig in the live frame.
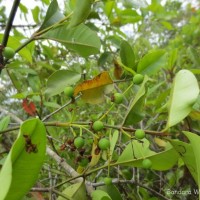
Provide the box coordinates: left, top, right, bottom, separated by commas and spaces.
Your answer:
42, 95, 81, 122
91, 179, 170, 200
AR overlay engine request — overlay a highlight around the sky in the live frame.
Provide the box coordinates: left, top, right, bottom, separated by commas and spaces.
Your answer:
1, 0, 199, 26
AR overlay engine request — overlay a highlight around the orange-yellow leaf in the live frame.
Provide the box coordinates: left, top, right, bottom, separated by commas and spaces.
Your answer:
74, 71, 113, 104
113, 59, 123, 80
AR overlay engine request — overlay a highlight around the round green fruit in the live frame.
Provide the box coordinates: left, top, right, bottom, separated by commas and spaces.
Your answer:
92, 120, 104, 131
133, 74, 144, 85
64, 86, 74, 98
74, 137, 85, 149
104, 177, 112, 185
3, 47, 15, 59
142, 159, 152, 169
135, 129, 145, 139
98, 138, 110, 150
113, 93, 124, 104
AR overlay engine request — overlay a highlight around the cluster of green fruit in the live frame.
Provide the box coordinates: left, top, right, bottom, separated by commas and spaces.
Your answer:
134, 129, 152, 169
92, 121, 110, 150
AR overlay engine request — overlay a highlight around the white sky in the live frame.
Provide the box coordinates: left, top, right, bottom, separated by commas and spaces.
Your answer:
1, 0, 199, 26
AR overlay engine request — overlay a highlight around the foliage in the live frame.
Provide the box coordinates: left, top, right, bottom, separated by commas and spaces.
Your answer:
0, 0, 200, 199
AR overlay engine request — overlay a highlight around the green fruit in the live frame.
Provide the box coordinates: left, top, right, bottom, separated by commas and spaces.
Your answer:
133, 74, 144, 85
103, 177, 112, 185
142, 159, 152, 169
64, 86, 74, 98
113, 93, 124, 104
98, 138, 110, 150
135, 129, 145, 139
74, 137, 85, 149
3, 47, 15, 59
92, 120, 104, 131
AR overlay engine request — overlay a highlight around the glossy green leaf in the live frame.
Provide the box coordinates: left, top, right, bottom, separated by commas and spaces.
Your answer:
38, 0, 65, 31
45, 70, 81, 97
166, 70, 199, 129
0, 118, 46, 200
169, 138, 198, 184
123, 75, 149, 125
120, 40, 135, 70
137, 50, 167, 75
68, 0, 92, 28
0, 116, 10, 131
57, 182, 87, 200
117, 139, 179, 171
91, 190, 112, 200
42, 24, 101, 57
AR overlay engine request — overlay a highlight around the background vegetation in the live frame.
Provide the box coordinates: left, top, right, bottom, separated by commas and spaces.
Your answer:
0, 0, 200, 199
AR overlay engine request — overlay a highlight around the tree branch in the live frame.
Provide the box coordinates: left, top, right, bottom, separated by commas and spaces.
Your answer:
1, 0, 21, 47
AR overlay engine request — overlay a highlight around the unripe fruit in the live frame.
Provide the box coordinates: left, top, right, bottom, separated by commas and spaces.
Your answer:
74, 137, 85, 149
135, 129, 145, 139
98, 138, 110, 150
142, 159, 152, 169
64, 86, 74, 98
103, 177, 112, 185
113, 93, 124, 104
3, 47, 15, 59
133, 74, 144, 85
92, 120, 104, 131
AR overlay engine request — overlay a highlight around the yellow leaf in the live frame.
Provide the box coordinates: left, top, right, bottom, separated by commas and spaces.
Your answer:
89, 137, 101, 167
74, 71, 113, 104
154, 137, 167, 148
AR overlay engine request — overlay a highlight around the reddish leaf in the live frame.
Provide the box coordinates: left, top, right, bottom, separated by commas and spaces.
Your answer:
22, 99, 37, 116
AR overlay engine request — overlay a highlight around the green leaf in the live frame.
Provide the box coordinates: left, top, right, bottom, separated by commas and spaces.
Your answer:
31, 6, 40, 23
68, 0, 92, 28
100, 185, 123, 200
118, 9, 142, 24
91, 190, 112, 200
169, 138, 198, 184
110, 130, 119, 159
42, 23, 101, 57
137, 50, 167, 75
0, 116, 10, 131
117, 139, 179, 171
57, 182, 87, 200
104, 1, 115, 18
187, 47, 200, 67
166, 70, 199, 129
45, 70, 81, 97
0, 118, 46, 200
38, 0, 65, 31
123, 75, 149, 125
167, 48, 178, 69
183, 131, 200, 194
120, 40, 135, 70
